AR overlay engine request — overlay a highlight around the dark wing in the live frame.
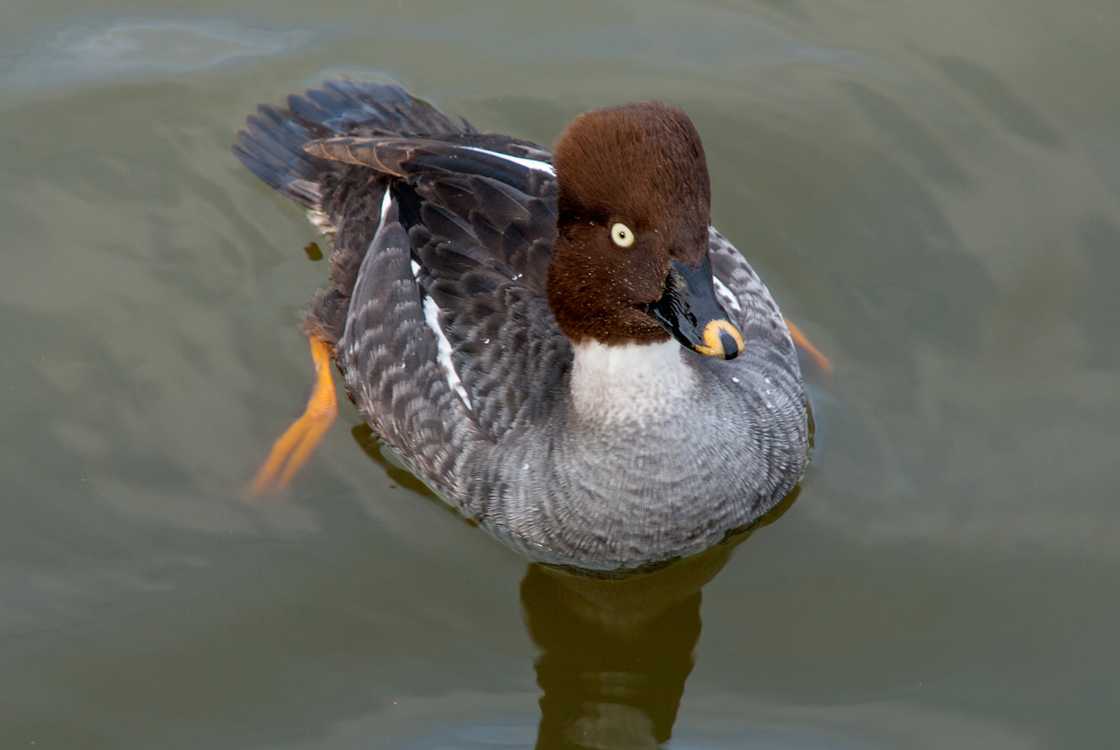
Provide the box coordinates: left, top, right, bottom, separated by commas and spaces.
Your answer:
234, 81, 482, 344
234, 80, 477, 209
323, 133, 572, 444
707, 227, 801, 371
304, 134, 554, 200
338, 200, 472, 495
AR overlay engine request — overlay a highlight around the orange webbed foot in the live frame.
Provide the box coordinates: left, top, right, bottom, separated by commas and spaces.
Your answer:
249, 336, 338, 496
785, 319, 832, 374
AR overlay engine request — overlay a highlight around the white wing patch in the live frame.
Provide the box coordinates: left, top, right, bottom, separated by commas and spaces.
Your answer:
379, 187, 393, 223
713, 276, 742, 314
462, 146, 556, 175
371, 189, 471, 411
422, 296, 473, 410
388, 180, 472, 411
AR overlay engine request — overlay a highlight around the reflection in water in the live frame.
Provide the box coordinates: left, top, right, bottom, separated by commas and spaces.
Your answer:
522, 493, 798, 749
351, 423, 439, 500
523, 559, 710, 749
359, 413, 800, 747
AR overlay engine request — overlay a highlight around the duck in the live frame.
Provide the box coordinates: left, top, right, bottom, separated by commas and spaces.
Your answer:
234, 80, 825, 570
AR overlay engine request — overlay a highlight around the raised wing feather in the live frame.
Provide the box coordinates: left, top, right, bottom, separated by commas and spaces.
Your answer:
329, 135, 572, 442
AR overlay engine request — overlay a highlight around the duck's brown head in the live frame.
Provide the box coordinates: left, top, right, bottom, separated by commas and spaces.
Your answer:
547, 102, 743, 360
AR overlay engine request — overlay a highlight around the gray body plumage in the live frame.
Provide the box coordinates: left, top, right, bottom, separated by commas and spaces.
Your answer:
235, 81, 809, 570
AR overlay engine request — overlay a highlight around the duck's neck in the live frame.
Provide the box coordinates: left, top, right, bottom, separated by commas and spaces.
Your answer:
569, 339, 696, 425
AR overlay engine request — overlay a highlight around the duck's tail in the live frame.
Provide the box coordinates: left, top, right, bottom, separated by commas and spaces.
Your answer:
233, 79, 476, 211
234, 80, 476, 344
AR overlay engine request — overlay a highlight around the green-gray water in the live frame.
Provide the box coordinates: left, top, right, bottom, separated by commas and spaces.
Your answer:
2, 2, 1118, 747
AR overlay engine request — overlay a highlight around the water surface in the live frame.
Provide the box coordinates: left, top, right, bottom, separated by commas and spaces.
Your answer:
2, 1, 1118, 747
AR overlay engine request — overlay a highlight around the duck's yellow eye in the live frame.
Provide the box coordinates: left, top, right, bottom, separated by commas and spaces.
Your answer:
610, 222, 635, 248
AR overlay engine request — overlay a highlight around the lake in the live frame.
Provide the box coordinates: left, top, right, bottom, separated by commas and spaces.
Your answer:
2, 1, 1118, 747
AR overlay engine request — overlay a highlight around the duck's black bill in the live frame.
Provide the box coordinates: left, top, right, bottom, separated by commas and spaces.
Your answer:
646, 257, 744, 360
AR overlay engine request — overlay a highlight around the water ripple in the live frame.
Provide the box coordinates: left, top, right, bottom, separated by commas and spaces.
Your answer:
3, 17, 321, 89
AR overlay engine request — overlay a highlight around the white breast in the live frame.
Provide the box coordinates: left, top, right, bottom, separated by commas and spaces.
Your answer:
569, 339, 695, 425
